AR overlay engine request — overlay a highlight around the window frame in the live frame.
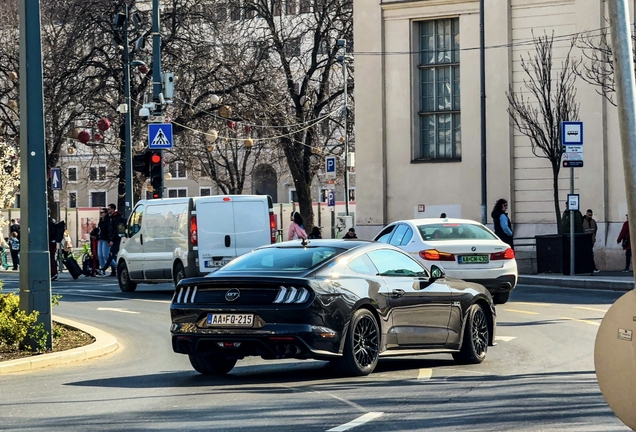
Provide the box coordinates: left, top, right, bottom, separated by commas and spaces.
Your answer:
169, 161, 187, 179
89, 190, 107, 208
167, 188, 188, 198
67, 166, 78, 183
67, 191, 78, 208
89, 165, 107, 182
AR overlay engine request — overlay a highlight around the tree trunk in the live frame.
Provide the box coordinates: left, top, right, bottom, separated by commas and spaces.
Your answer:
117, 123, 126, 212
552, 162, 562, 233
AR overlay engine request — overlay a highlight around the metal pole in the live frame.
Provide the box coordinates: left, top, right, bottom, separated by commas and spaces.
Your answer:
343, 42, 350, 217
19, 0, 52, 349
152, 0, 164, 198
608, 1, 636, 277
123, 4, 133, 217
479, 0, 487, 224
570, 168, 575, 275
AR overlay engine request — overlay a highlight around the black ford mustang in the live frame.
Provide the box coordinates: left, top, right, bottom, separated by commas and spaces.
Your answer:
170, 239, 496, 376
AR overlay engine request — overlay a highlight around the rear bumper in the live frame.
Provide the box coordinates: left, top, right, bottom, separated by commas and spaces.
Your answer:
170, 320, 343, 360
463, 274, 517, 293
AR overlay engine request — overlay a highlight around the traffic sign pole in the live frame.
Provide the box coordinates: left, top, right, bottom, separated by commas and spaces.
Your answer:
561, 121, 583, 275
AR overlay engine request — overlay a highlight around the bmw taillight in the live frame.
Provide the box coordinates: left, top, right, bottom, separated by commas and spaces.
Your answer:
419, 249, 456, 261
190, 216, 198, 246
270, 214, 277, 243
491, 248, 515, 260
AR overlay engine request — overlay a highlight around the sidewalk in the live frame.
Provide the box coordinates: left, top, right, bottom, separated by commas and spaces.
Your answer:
519, 270, 635, 291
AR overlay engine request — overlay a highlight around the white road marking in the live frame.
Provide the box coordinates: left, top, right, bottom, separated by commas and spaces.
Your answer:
503, 309, 540, 315
327, 412, 384, 431
560, 316, 601, 326
513, 301, 552, 307
62, 292, 171, 304
495, 336, 517, 342
417, 368, 433, 380
574, 306, 608, 313
97, 307, 140, 314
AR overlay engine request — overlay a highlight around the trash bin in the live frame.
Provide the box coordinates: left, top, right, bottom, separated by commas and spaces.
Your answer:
535, 233, 594, 274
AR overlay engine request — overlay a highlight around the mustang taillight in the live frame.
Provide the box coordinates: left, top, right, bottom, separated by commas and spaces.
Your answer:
419, 249, 456, 261
174, 286, 198, 304
273, 286, 310, 304
491, 248, 515, 260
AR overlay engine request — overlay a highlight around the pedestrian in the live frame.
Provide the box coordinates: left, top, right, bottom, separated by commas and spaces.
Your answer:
90, 227, 99, 277
9, 218, 20, 240
491, 198, 514, 249
308, 226, 322, 239
287, 211, 307, 240
560, 201, 584, 234
440, 213, 447, 218
48, 215, 58, 281
583, 209, 599, 273
8, 231, 19, 271
96, 207, 110, 275
98, 203, 124, 277
617, 213, 631, 272
0, 236, 10, 270
343, 228, 358, 239
60, 229, 73, 259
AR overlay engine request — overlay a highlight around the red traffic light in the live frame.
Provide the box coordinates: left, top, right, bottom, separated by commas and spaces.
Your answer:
150, 153, 161, 164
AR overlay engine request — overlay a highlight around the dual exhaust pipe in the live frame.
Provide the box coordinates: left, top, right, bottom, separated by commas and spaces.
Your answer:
275, 342, 302, 356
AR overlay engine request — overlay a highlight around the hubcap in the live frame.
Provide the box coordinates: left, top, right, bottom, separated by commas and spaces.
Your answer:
471, 308, 489, 355
353, 316, 379, 367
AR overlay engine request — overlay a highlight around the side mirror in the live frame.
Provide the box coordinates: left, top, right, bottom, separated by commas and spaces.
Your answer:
430, 265, 445, 280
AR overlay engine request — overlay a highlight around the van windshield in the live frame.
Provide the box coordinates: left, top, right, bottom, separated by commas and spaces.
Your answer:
217, 246, 343, 272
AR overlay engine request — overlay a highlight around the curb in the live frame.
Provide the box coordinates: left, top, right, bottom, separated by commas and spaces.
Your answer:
0, 316, 118, 375
519, 275, 634, 291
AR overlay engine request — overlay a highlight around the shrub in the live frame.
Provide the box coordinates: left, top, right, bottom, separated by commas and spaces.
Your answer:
0, 283, 61, 352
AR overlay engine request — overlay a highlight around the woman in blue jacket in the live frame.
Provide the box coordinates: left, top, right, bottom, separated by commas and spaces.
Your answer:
491, 198, 514, 249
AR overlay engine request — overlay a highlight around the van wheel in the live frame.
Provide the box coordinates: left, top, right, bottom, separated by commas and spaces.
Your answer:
118, 262, 137, 292
173, 262, 185, 288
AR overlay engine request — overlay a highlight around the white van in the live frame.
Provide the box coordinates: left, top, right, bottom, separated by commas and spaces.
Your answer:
117, 195, 276, 292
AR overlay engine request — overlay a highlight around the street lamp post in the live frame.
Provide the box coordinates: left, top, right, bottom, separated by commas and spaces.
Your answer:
337, 39, 350, 216
151, 0, 164, 198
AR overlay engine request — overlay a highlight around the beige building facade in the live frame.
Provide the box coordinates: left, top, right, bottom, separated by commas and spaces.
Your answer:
354, 0, 634, 270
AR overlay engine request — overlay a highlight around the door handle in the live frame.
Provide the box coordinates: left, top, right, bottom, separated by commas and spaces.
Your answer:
225, 235, 231, 247
140, 234, 143, 245
392, 289, 405, 298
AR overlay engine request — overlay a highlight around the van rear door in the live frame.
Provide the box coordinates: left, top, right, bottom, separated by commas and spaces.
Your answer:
196, 197, 237, 272
196, 196, 272, 273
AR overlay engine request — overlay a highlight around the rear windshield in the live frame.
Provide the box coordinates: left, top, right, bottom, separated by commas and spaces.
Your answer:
218, 246, 343, 272
417, 223, 497, 241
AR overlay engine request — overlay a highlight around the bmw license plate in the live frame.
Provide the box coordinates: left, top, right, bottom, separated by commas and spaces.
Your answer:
205, 260, 230, 268
207, 313, 254, 326
459, 255, 489, 264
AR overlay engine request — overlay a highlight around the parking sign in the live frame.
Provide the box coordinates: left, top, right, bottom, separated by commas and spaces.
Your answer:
325, 156, 336, 179
327, 190, 335, 207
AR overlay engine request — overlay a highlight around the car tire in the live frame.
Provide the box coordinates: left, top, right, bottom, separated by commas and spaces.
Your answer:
493, 291, 510, 305
453, 303, 489, 364
331, 308, 380, 376
188, 353, 237, 375
173, 262, 185, 288
118, 261, 137, 293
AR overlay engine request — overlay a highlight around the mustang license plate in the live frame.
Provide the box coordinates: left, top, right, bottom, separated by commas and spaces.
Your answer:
459, 255, 489, 264
207, 313, 254, 326
205, 260, 230, 268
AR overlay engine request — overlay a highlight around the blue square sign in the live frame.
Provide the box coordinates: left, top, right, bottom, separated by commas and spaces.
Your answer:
148, 123, 173, 149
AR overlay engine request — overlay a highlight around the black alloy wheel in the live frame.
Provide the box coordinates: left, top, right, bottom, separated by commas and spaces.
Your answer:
189, 353, 237, 375
453, 303, 489, 364
331, 308, 380, 376
173, 262, 185, 288
118, 261, 137, 293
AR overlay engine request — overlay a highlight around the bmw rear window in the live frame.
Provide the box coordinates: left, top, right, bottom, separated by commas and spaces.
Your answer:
417, 223, 497, 241
217, 246, 343, 272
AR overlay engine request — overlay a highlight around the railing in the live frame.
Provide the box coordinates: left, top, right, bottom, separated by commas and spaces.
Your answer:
514, 236, 537, 275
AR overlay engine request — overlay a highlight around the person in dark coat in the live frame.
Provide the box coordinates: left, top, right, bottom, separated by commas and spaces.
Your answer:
96, 208, 110, 275
99, 203, 124, 277
48, 216, 58, 280
308, 226, 322, 239
617, 213, 631, 272
9, 219, 20, 240
491, 198, 514, 249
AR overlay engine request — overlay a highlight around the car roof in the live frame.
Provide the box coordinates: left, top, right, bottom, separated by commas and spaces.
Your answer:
259, 239, 373, 250
389, 218, 485, 227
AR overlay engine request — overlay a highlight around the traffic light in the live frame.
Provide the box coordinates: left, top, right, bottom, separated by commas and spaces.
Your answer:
149, 151, 163, 199
133, 151, 151, 176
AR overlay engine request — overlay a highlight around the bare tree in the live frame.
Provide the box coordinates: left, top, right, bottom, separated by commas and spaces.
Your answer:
506, 32, 580, 231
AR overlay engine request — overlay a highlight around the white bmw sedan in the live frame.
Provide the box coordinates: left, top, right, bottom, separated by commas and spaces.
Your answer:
373, 218, 517, 304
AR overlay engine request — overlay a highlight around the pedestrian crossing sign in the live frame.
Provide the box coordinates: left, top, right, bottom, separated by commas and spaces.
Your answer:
148, 123, 173, 149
